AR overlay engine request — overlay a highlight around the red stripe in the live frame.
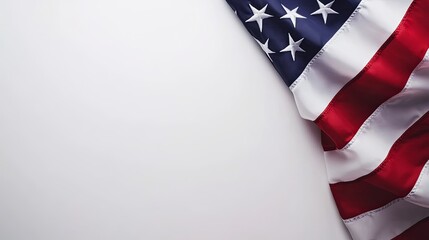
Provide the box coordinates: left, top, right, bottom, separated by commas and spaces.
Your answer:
321, 132, 337, 151
321, 131, 336, 151
315, 0, 429, 150
393, 217, 429, 240
330, 112, 429, 219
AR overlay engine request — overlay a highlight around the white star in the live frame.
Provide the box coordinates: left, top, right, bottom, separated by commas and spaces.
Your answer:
311, 0, 338, 24
245, 4, 273, 32
280, 34, 305, 61
255, 38, 275, 61
280, 5, 306, 28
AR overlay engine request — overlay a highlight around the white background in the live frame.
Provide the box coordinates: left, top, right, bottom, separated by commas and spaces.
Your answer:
0, 0, 350, 239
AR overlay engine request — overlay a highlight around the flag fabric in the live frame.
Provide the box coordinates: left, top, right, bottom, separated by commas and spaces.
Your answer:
225, 0, 429, 239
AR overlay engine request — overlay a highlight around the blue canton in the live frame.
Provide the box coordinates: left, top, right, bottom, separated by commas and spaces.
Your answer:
226, 0, 362, 86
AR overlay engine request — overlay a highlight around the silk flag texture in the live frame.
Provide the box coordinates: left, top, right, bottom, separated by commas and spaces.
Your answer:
226, 0, 429, 239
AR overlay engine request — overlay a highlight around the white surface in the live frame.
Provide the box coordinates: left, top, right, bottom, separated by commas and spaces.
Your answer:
0, 1, 350, 239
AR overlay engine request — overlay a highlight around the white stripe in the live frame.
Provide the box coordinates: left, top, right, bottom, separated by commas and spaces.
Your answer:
345, 163, 429, 240
290, 0, 413, 120
408, 161, 429, 208
325, 49, 429, 183
344, 199, 429, 240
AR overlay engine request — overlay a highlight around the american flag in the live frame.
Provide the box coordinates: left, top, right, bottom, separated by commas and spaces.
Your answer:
225, 0, 429, 239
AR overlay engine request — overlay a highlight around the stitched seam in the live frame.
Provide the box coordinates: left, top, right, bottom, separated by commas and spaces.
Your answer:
343, 198, 402, 223
343, 160, 429, 223
338, 46, 429, 151
316, 0, 418, 151
315, 21, 404, 127
333, 110, 429, 196
289, 0, 366, 91
406, 160, 429, 199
